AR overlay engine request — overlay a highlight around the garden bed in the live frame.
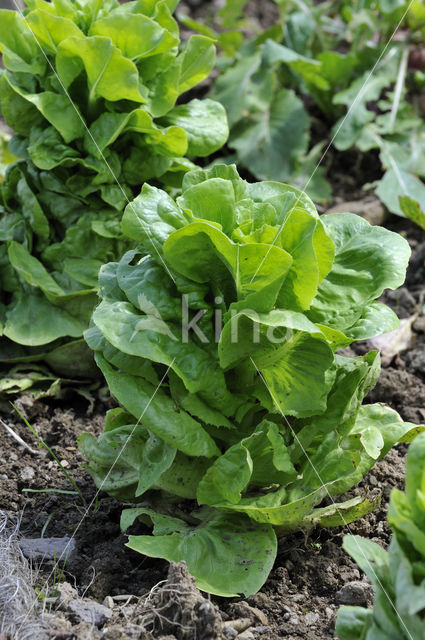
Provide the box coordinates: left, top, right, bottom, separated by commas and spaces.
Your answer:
1, 0, 425, 637
1, 212, 424, 640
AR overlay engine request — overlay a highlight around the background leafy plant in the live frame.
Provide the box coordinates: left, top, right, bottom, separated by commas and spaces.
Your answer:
336, 431, 425, 640
80, 164, 418, 597
0, 0, 228, 377
206, 0, 425, 212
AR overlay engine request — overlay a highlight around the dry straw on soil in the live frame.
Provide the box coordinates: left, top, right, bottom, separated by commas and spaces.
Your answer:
0, 511, 50, 640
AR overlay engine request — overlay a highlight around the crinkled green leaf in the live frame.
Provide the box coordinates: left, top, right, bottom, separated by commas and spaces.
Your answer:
165, 222, 293, 313
122, 183, 188, 256
95, 353, 220, 458
89, 12, 165, 60
308, 214, 410, 334
26, 9, 84, 52
56, 35, 144, 104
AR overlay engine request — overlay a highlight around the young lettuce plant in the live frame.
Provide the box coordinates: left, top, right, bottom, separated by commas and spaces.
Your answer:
336, 431, 425, 640
0, 0, 227, 376
80, 164, 417, 597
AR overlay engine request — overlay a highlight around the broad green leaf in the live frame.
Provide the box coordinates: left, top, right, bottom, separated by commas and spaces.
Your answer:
84, 111, 131, 155
292, 352, 380, 461
44, 339, 99, 378
28, 126, 80, 169
89, 12, 165, 60
16, 174, 50, 240
219, 310, 334, 417
56, 35, 144, 105
248, 180, 318, 217
218, 485, 327, 527
399, 196, 425, 231
153, 451, 209, 499
79, 425, 147, 499
26, 9, 84, 52
335, 606, 372, 640
64, 258, 102, 288
229, 88, 310, 182
404, 432, 425, 529
92, 299, 229, 402
169, 372, 234, 429
197, 441, 253, 505
275, 209, 333, 311
85, 107, 189, 158
121, 183, 188, 255
177, 34, 216, 94
197, 421, 296, 508
161, 99, 229, 156
8, 241, 64, 297
144, 60, 180, 117
5, 74, 85, 143
177, 178, 237, 234
182, 163, 248, 199
164, 222, 293, 313
124, 509, 277, 597
376, 168, 425, 217
0, 10, 45, 74
343, 534, 389, 585
211, 51, 270, 127
4, 292, 84, 345
347, 301, 400, 341
0, 74, 43, 136
85, 325, 160, 384
95, 354, 220, 458
308, 214, 410, 333
115, 252, 180, 320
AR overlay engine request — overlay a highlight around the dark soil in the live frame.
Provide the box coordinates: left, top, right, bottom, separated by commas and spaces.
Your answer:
1, 211, 424, 639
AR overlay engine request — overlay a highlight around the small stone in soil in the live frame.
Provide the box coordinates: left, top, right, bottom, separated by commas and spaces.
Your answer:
304, 611, 319, 625
335, 580, 373, 606
102, 595, 114, 609
288, 614, 300, 625
20, 466, 35, 481
68, 599, 112, 627
19, 536, 76, 562
325, 607, 334, 620
56, 581, 78, 607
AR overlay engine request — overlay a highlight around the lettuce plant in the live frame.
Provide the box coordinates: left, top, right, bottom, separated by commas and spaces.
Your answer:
336, 431, 425, 640
210, 0, 425, 210
0, 0, 227, 375
80, 164, 417, 597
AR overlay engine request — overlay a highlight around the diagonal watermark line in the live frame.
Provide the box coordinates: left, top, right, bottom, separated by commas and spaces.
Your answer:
250, 356, 414, 640
249, 0, 416, 285
10, 0, 176, 284
16, 359, 176, 632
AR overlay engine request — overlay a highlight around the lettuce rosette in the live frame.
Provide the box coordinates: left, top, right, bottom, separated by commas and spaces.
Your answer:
81, 164, 417, 597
